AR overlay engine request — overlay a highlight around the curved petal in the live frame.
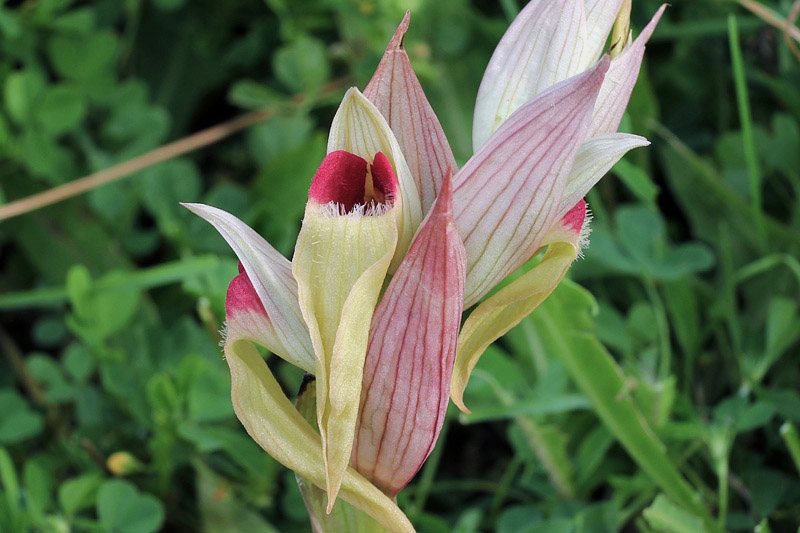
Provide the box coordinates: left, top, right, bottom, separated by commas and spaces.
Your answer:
353, 173, 465, 497
224, 337, 413, 532
295, 378, 392, 533
328, 87, 423, 270
472, 0, 588, 151
293, 160, 399, 507
584, 0, 626, 64
364, 11, 457, 214
182, 203, 314, 373
559, 133, 650, 216
589, 4, 666, 136
455, 58, 608, 307
451, 201, 588, 412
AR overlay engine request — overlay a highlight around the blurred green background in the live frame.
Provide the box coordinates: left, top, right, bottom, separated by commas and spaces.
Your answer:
1, 0, 799, 531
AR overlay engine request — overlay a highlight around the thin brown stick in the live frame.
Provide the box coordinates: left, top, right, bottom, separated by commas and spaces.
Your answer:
0, 79, 350, 222
787, 0, 800, 62
737, 0, 800, 44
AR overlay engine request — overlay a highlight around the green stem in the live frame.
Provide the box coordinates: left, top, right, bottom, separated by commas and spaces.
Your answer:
644, 278, 672, 381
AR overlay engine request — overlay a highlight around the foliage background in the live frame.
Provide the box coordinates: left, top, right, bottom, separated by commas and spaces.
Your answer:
1, 0, 799, 531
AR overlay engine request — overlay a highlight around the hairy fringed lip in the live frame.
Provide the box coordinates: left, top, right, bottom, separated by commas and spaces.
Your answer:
308, 150, 397, 213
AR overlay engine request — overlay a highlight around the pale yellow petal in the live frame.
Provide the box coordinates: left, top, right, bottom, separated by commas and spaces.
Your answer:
293, 205, 398, 508
225, 338, 413, 532
328, 88, 423, 270
451, 203, 587, 412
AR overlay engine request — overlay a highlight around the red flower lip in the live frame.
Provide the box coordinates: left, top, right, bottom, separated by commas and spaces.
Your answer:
308, 150, 397, 213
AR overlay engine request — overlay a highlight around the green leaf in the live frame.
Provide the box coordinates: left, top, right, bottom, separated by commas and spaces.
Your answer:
58, 474, 103, 516
642, 495, 704, 533
26, 354, 75, 403
4, 70, 46, 124
612, 159, 659, 207
34, 84, 88, 135
23, 458, 53, 519
228, 79, 286, 109
96, 480, 165, 533
528, 281, 716, 529
48, 31, 118, 80
0, 390, 44, 444
273, 36, 330, 92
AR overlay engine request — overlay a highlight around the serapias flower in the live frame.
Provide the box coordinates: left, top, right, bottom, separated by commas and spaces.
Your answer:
183, 2, 664, 531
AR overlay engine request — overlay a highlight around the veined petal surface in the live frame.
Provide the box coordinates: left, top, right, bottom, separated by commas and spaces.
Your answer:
353, 174, 465, 497
559, 132, 649, 216
364, 11, 457, 214
584, 0, 626, 64
328, 87, 423, 269
455, 59, 608, 307
293, 152, 399, 508
222, 334, 413, 532
451, 201, 588, 412
182, 203, 314, 373
472, 0, 588, 150
589, 4, 666, 136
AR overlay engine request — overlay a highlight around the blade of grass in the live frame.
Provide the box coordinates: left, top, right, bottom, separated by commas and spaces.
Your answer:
780, 422, 800, 477
728, 14, 766, 249
0, 255, 219, 310
531, 281, 718, 530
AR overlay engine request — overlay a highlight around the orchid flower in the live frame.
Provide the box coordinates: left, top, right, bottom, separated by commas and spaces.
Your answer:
183, 2, 664, 531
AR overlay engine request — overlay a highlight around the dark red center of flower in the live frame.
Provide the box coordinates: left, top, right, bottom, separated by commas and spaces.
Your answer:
308, 150, 397, 213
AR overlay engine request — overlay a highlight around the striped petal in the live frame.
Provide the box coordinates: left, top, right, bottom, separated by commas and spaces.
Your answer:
559, 132, 650, 216
363, 11, 457, 214
182, 203, 314, 373
328, 87, 423, 270
472, 0, 588, 151
295, 378, 394, 532
455, 58, 608, 307
584, 0, 626, 64
589, 4, 666, 136
293, 151, 399, 508
223, 336, 413, 532
451, 200, 588, 412
353, 173, 465, 497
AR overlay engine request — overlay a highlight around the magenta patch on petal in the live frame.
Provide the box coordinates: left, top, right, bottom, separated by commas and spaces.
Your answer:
225, 268, 267, 316
307, 150, 397, 212
369, 152, 397, 201
308, 150, 370, 211
561, 199, 586, 234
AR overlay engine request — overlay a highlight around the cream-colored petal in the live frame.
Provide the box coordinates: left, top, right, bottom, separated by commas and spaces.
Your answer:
224, 337, 413, 532
583, 0, 626, 64
451, 202, 587, 412
472, 0, 588, 151
293, 203, 398, 508
182, 203, 314, 373
328, 88, 423, 270
559, 133, 649, 215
